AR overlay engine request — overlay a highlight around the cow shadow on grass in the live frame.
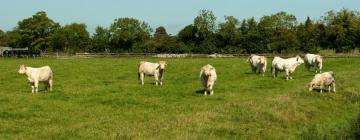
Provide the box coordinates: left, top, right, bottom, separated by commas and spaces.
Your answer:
244, 72, 252, 75
194, 89, 205, 95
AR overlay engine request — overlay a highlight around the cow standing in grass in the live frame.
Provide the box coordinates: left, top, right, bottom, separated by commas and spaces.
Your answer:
271, 56, 304, 80
200, 64, 217, 95
247, 54, 267, 76
138, 61, 166, 86
18, 65, 53, 93
304, 53, 323, 73
308, 71, 336, 93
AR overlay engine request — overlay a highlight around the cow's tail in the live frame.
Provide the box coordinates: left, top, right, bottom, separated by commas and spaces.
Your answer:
137, 62, 141, 82
137, 72, 140, 81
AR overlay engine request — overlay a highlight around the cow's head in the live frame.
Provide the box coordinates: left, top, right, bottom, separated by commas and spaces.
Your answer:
158, 61, 167, 70
18, 64, 27, 74
259, 56, 266, 64
296, 56, 304, 64
205, 67, 214, 85
315, 56, 322, 63
308, 82, 320, 91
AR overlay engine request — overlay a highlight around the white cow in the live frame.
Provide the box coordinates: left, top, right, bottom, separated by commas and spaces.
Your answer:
138, 61, 166, 86
200, 64, 217, 95
308, 71, 336, 93
271, 56, 304, 80
18, 65, 53, 93
247, 54, 267, 76
304, 53, 323, 73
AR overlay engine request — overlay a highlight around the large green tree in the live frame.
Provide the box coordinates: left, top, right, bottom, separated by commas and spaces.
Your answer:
154, 26, 169, 40
91, 26, 111, 53
109, 18, 152, 52
191, 10, 218, 53
178, 25, 198, 45
238, 17, 263, 53
0, 29, 5, 46
194, 10, 217, 38
217, 16, 241, 53
258, 11, 299, 53
297, 17, 321, 53
51, 23, 90, 53
320, 9, 360, 52
16, 11, 60, 52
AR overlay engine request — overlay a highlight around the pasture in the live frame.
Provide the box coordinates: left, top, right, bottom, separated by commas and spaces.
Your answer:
0, 57, 359, 139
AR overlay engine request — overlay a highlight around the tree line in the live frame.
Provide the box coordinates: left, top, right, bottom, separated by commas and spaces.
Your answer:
0, 9, 360, 54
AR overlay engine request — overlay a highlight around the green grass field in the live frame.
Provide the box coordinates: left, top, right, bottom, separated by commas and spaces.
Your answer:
0, 57, 359, 139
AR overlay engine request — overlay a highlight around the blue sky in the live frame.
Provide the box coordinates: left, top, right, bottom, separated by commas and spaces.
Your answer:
1, 0, 359, 35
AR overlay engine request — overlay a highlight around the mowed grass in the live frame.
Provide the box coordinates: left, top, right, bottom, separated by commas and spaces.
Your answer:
0, 57, 359, 139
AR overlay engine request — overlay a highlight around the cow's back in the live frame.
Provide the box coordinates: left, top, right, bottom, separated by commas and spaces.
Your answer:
31, 66, 52, 81
272, 56, 285, 68
200, 64, 217, 80
250, 55, 261, 66
305, 54, 319, 63
139, 62, 157, 75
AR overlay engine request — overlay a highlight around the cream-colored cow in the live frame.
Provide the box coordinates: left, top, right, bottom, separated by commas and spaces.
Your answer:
308, 71, 336, 93
271, 56, 304, 80
200, 64, 217, 95
304, 53, 323, 73
138, 61, 166, 86
247, 54, 267, 76
18, 65, 53, 93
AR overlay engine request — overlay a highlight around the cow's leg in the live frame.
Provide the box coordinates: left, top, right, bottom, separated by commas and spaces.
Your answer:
261, 67, 265, 77
34, 80, 39, 93
251, 66, 256, 73
154, 73, 159, 86
332, 82, 336, 92
208, 84, 213, 95
140, 73, 144, 85
272, 67, 277, 78
30, 82, 35, 93
204, 90, 207, 95
49, 79, 53, 92
328, 85, 331, 92
285, 70, 289, 80
44, 82, 48, 92
320, 83, 324, 93
160, 76, 163, 86
306, 63, 310, 71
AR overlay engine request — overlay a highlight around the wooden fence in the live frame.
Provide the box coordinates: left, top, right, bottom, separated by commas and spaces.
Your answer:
34, 52, 360, 59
